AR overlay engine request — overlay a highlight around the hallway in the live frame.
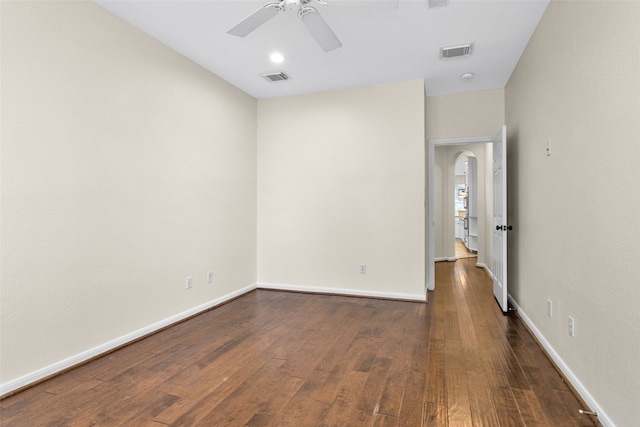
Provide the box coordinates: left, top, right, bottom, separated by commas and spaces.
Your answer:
431, 259, 597, 426
455, 239, 477, 259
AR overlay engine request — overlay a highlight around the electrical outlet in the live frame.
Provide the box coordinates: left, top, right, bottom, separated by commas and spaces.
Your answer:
360, 264, 367, 274
207, 272, 214, 283
547, 299, 552, 317
568, 316, 575, 337
186, 276, 193, 289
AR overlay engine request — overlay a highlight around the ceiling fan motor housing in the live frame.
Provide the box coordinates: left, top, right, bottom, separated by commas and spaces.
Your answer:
282, 0, 325, 12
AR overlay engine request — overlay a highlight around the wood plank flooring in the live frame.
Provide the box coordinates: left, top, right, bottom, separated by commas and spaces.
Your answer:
0, 259, 599, 426
455, 240, 477, 259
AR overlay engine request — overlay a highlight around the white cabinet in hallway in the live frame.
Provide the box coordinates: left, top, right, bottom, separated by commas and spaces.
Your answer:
464, 158, 478, 253
455, 217, 464, 240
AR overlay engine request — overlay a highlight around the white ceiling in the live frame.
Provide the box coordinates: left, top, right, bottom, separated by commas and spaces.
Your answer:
94, 0, 549, 99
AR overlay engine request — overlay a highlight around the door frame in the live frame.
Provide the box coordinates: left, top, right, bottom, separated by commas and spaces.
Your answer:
427, 135, 494, 291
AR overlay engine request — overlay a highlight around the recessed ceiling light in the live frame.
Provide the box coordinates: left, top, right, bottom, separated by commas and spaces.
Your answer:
270, 52, 284, 63
461, 72, 475, 80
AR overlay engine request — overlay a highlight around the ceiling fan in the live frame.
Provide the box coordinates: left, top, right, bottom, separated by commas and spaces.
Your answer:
226, 0, 343, 52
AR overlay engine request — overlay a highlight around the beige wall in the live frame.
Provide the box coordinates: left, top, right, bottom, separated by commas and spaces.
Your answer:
505, 1, 640, 425
257, 81, 426, 299
1, 1, 257, 388
426, 90, 504, 274
426, 89, 505, 140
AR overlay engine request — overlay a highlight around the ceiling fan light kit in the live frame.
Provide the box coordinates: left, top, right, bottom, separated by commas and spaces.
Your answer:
227, 0, 342, 52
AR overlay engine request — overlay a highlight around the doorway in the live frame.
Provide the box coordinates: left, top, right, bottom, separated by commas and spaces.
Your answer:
426, 136, 494, 291
427, 127, 508, 311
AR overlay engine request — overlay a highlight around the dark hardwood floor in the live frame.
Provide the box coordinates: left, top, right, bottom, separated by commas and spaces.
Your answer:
0, 259, 599, 426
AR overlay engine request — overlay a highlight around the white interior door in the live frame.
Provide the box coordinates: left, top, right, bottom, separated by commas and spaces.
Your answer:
492, 125, 509, 312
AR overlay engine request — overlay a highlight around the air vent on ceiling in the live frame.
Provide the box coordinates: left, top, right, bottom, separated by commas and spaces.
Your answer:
262, 72, 289, 82
440, 43, 473, 59
427, 0, 448, 8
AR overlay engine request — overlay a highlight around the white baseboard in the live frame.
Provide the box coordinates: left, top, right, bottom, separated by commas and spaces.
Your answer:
7, 283, 609, 425
257, 282, 427, 302
476, 262, 494, 280
507, 295, 614, 427
1, 282, 424, 396
0, 284, 257, 397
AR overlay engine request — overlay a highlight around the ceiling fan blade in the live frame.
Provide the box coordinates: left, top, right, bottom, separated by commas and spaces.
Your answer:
227, 3, 280, 37
300, 9, 342, 52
